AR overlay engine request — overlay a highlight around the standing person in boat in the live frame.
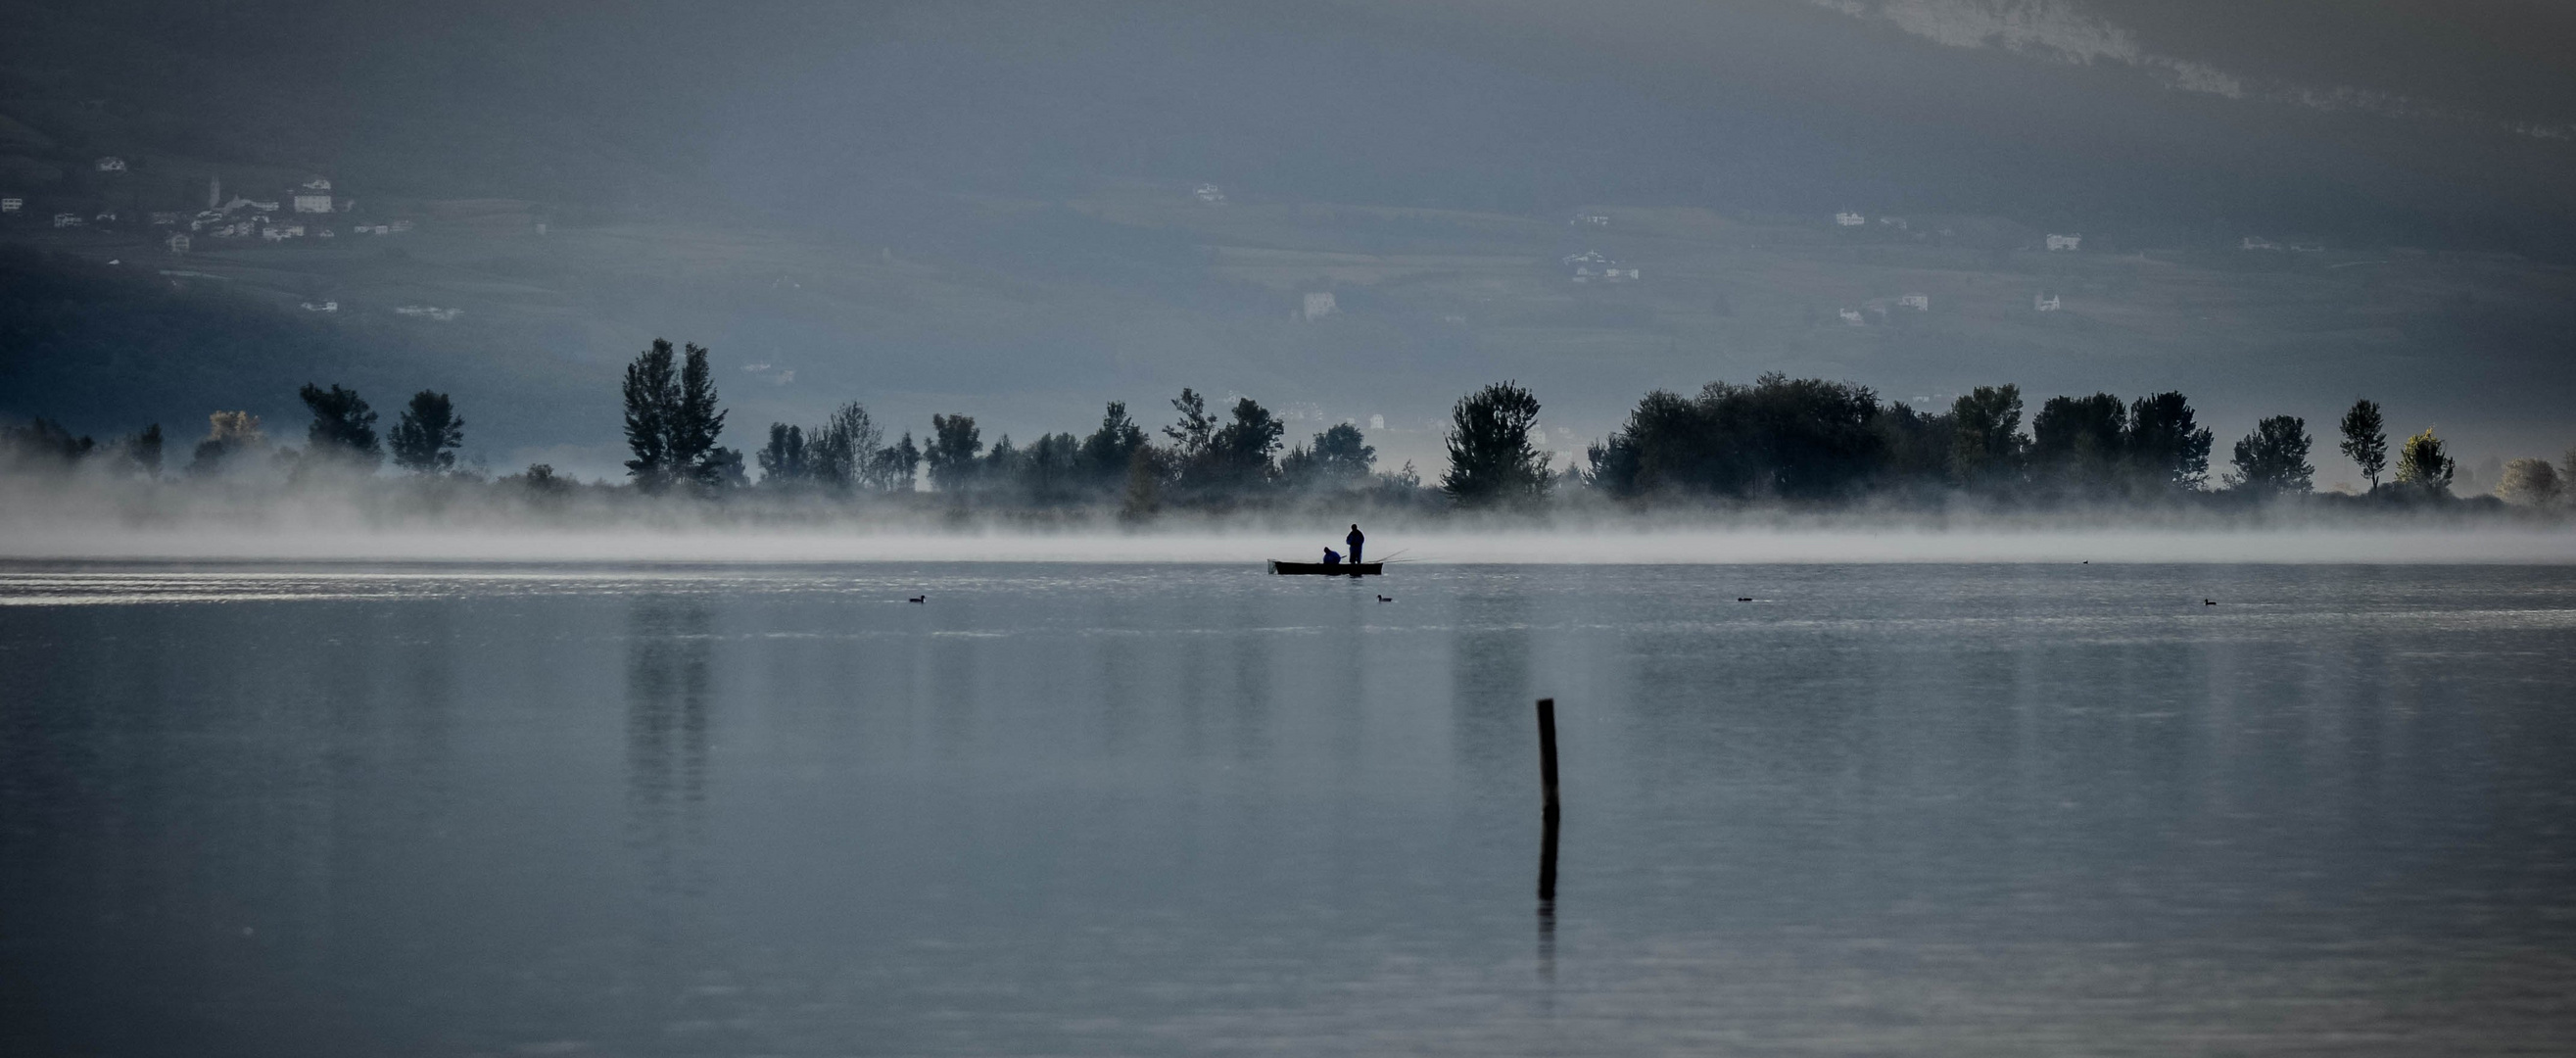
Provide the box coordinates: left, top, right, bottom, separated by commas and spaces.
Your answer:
1346, 524, 1365, 565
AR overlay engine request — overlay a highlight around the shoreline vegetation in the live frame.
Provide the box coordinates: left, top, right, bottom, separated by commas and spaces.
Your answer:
5, 338, 2573, 552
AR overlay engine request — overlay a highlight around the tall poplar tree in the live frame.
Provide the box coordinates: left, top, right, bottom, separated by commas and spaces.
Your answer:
622, 339, 678, 489
1441, 380, 1550, 505
621, 339, 731, 491
389, 391, 464, 474
2338, 399, 2388, 493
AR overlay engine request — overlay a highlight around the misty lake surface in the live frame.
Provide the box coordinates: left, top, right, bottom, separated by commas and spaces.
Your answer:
5, 560, 2576, 1056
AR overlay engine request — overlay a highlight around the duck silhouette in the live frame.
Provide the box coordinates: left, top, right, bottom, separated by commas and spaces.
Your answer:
908, 596, 926, 603
1737, 597, 1753, 601
1376, 595, 1393, 602
2203, 599, 2216, 605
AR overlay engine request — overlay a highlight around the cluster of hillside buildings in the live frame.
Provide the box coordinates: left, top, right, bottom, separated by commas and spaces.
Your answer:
2240, 236, 2325, 252
1836, 209, 2331, 255
0, 166, 417, 253
1837, 292, 1933, 324
1560, 250, 1639, 283
1834, 208, 1916, 230
162, 175, 405, 252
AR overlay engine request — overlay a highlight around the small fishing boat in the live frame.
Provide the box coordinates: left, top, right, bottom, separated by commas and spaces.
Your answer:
1267, 560, 1384, 576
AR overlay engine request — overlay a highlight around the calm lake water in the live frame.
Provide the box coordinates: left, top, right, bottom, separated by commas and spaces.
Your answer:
5, 561, 2575, 1056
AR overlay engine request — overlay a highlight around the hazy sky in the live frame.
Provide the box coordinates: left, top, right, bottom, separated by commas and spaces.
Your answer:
4, 0, 2572, 480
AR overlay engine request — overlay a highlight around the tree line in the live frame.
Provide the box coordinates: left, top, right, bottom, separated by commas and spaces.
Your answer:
7, 336, 2570, 513
1578, 376, 2504, 505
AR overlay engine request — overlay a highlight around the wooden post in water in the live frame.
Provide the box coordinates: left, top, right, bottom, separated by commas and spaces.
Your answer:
1536, 697, 1561, 905
1536, 697, 1561, 822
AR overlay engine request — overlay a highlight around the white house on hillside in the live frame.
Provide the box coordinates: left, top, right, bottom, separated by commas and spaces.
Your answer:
0, 196, 20, 214
1835, 211, 1866, 226
1302, 292, 1338, 321
2241, 236, 2282, 251
2046, 233, 2081, 251
2033, 293, 2062, 312
94, 156, 126, 172
292, 177, 333, 214
1898, 293, 1930, 310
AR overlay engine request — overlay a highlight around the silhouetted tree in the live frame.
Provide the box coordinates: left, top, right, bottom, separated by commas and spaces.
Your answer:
622, 339, 731, 491
126, 423, 162, 477
299, 383, 382, 469
707, 446, 747, 489
2, 418, 94, 468
1949, 385, 2026, 486
1586, 389, 1698, 497
1163, 388, 1216, 466
875, 432, 921, 492
2338, 399, 2388, 492
2029, 393, 2126, 493
673, 343, 732, 489
1714, 374, 1884, 499
807, 402, 882, 490
1587, 375, 1883, 500
188, 411, 263, 476
1121, 445, 1165, 519
2227, 415, 2313, 494
925, 413, 983, 491
1210, 397, 1284, 490
2396, 428, 2455, 495
1155, 390, 1283, 499
758, 423, 808, 485
389, 391, 464, 474
2498, 457, 2561, 506
502, 462, 572, 496
1020, 431, 1084, 503
1282, 422, 1375, 489
622, 340, 678, 489
983, 434, 1024, 487
1442, 380, 1550, 505
1872, 402, 1953, 487
1078, 401, 1149, 490
2125, 392, 2213, 491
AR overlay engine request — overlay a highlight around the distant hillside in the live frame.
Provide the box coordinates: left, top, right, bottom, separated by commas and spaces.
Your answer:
0, 247, 379, 438
5, 0, 2574, 478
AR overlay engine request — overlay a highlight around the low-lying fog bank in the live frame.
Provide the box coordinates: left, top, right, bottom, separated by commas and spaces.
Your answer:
4, 473, 2571, 565
8, 524, 2576, 565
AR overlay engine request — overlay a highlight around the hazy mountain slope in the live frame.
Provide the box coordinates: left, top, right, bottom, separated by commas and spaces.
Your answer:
3, 0, 2572, 479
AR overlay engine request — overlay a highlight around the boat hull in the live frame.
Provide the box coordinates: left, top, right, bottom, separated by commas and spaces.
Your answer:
1267, 560, 1383, 576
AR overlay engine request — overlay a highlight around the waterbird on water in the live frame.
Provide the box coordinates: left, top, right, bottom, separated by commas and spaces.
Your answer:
1737, 597, 1752, 601
908, 596, 926, 603
1376, 595, 1393, 602
2204, 599, 2217, 605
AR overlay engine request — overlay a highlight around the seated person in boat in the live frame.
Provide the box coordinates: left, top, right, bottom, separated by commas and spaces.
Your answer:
1321, 547, 1343, 565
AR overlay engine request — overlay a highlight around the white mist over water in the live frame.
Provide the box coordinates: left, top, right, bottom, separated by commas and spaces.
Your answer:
6, 523, 2575, 565
6, 470, 2572, 565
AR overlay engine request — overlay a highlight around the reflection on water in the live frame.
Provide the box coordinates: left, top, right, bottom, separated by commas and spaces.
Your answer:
4, 561, 2576, 1056
626, 600, 713, 834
